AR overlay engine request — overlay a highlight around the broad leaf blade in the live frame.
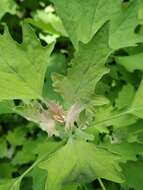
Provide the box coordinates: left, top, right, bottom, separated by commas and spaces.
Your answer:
102, 142, 143, 162
0, 24, 54, 100
51, 0, 120, 48
39, 140, 123, 190
52, 0, 143, 49
110, 0, 143, 49
122, 161, 143, 190
0, 100, 14, 114
53, 23, 113, 106
0, 179, 20, 190
115, 84, 135, 109
116, 53, 143, 72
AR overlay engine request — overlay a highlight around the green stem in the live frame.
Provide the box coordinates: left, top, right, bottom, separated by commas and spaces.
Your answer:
98, 178, 106, 190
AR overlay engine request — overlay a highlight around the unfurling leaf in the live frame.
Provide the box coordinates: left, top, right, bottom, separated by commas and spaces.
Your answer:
15, 103, 58, 136
53, 23, 113, 106
65, 102, 84, 130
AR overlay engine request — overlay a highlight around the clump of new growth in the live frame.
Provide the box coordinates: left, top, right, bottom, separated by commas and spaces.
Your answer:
15, 101, 84, 137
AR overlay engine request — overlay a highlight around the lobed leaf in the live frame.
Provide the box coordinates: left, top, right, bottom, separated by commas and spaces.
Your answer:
0, 23, 54, 100
39, 140, 123, 190
53, 23, 113, 106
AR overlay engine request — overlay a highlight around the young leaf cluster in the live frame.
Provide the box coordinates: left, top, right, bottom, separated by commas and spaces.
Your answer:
0, 0, 143, 190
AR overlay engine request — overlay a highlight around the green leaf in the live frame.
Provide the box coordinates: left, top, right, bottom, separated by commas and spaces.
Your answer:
109, 0, 143, 49
39, 140, 123, 190
51, 0, 120, 48
131, 78, 143, 118
114, 120, 143, 143
12, 138, 61, 165
116, 53, 143, 72
93, 105, 137, 131
53, 23, 112, 106
0, 23, 54, 100
0, 179, 20, 190
0, 137, 8, 158
139, 1, 143, 23
106, 183, 119, 190
0, 101, 14, 114
51, 0, 143, 49
122, 161, 143, 190
115, 84, 135, 109
0, 0, 17, 20
27, 10, 67, 36
0, 163, 15, 178
12, 151, 35, 166
29, 167, 47, 190
102, 142, 143, 162
62, 183, 80, 190
89, 95, 110, 107
6, 127, 26, 147
43, 53, 67, 101
2, 141, 62, 190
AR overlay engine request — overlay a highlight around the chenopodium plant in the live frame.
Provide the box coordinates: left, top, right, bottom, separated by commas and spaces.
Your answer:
1, 0, 143, 189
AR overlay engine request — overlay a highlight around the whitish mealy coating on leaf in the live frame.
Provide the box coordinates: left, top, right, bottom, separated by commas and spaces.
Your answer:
65, 102, 84, 130
15, 102, 59, 137
0, 24, 54, 100
48, 102, 65, 123
53, 23, 113, 106
15, 101, 85, 135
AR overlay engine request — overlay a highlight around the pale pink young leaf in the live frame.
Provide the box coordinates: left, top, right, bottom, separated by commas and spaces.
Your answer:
65, 102, 84, 130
